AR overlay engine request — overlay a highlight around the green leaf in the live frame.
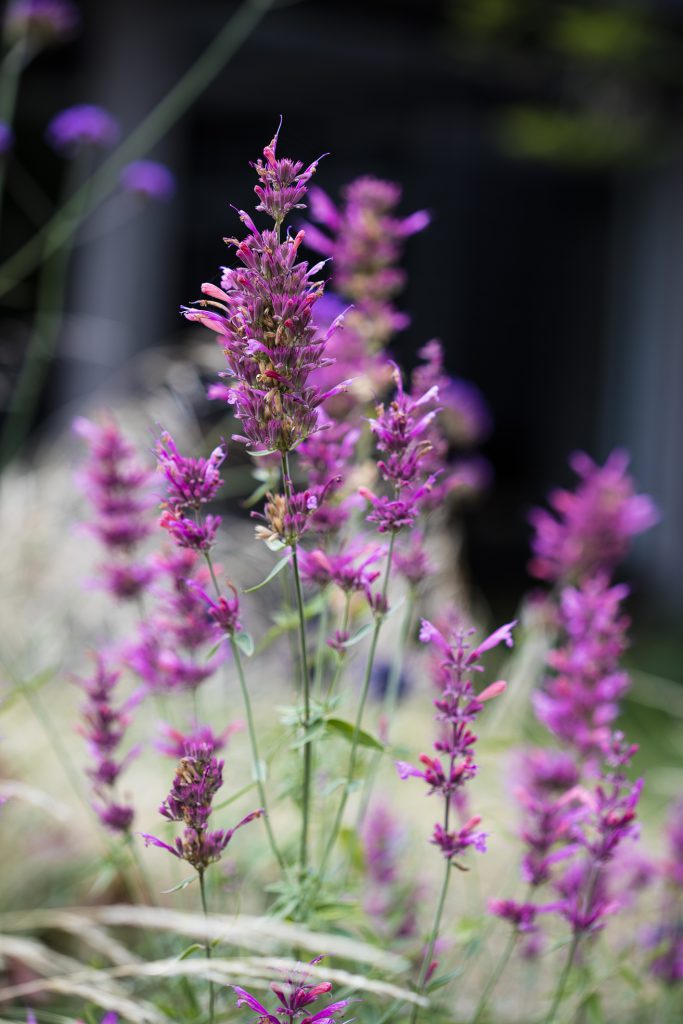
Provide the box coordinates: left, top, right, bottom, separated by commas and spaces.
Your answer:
161, 875, 196, 895
213, 779, 258, 811
244, 553, 292, 593
426, 967, 464, 992
341, 621, 375, 648
234, 632, 254, 657
242, 478, 273, 509
326, 717, 384, 751
176, 942, 204, 961
579, 993, 604, 1024
291, 721, 327, 750
206, 639, 225, 659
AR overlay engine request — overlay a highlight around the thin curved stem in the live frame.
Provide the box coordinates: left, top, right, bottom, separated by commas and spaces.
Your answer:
198, 869, 215, 1024
317, 531, 396, 883
281, 452, 313, 883
410, 858, 452, 1024
230, 635, 285, 871
543, 932, 581, 1024
0, 0, 275, 297
470, 928, 518, 1024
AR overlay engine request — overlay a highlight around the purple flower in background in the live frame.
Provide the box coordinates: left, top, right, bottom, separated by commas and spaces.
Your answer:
392, 530, 434, 588
534, 575, 631, 761
397, 617, 514, 864
142, 744, 262, 872
155, 720, 243, 759
155, 431, 225, 511
0, 122, 14, 156
234, 957, 352, 1024
183, 126, 347, 455
305, 174, 428, 352
529, 449, 658, 584
489, 898, 540, 934
73, 416, 156, 601
120, 160, 175, 201
4, 0, 80, 46
160, 509, 220, 552
298, 544, 384, 602
47, 104, 119, 155
76, 654, 138, 833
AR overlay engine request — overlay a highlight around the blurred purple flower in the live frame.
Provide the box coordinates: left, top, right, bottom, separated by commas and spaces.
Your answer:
0, 122, 14, 155
46, 104, 119, 155
120, 159, 175, 201
4, 0, 80, 46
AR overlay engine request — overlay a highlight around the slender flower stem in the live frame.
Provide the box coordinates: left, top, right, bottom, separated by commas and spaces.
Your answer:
469, 929, 519, 1024
313, 597, 330, 699
281, 452, 313, 882
326, 593, 352, 702
198, 868, 215, 1024
318, 531, 396, 884
230, 635, 285, 871
411, 858, 452, 1024
356, 587, 416, 828
0, 34, 28, 233
0, 0, 275, 299
202, 547, 285, 873
543, 931, 581, 1024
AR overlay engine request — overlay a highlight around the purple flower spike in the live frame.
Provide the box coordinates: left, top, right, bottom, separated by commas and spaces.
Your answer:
155, 431, 225, 511
120, 160, 175, 202
144, 745, 262, 872
398, 616, 514, 865
234, 957, 353, 1024
46, 105, 119, 155
529, 449, 658, 584
183, 128, 346, 455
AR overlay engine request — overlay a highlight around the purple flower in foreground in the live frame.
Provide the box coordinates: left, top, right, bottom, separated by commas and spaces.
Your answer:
4, 0, 80, 46
398, 616, 514, 864
142, 744, 262, 872
46, 104, 119, 155
160, 509, 221, 552
120, 160, 175, 201
529, 449, 658, 584
183, 126, 347, 455
0, 122, 14, 156
234, 956, 352, 1024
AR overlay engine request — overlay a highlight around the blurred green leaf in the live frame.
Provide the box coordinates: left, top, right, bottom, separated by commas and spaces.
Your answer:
326, 717, 384, 751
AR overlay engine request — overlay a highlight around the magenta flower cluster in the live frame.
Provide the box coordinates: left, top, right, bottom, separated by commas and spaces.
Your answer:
142, 744, 262, 872
183, 126, 347, 455
234, 957, 351, 1024
397, 619, 514, 862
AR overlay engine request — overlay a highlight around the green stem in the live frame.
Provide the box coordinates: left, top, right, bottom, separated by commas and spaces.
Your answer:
543, 932, 581, 1024
318, 532, 396, 883
325, 593, 352, 703
0, 35, 28, 233
470, 928, 518, 1024
313, 597, 330, 699
356, 587, 415, 828
0, 0, 275, 298
202, 546, 285, 874
230, 635, 285, 871
198, 868, 215, 1024
0, 158, 90, 467
281, 452, 313, 883
411, 858, 452, 1024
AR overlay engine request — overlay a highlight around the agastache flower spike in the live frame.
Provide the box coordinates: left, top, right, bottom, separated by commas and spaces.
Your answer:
155, 431, 225, 553
529, 449, 658, 584
398, 617, 515, 864
142, 744, 262, 872
234, 956, 353, 1024
183, 127, 347, 455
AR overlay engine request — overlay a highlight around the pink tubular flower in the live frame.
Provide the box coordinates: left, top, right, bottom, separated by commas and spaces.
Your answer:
298, 544, 384, 602
155, 432, 225, 511
529, 450, 658, 584
182, 126, 347, 455
234, 957, 353, 1024
397, 616, 514, 864
155, 720, 243, 759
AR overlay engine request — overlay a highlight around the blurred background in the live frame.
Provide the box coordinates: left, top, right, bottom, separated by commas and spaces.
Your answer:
1, 0, 682, 652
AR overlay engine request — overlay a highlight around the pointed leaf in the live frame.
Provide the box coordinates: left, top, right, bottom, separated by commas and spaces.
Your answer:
176, 942, 204, 960
341, 621, 375, 648
244, 553, 292, 592
161, 875, 196, 895
326, 717, 384, 751
234, 632, 254, 657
